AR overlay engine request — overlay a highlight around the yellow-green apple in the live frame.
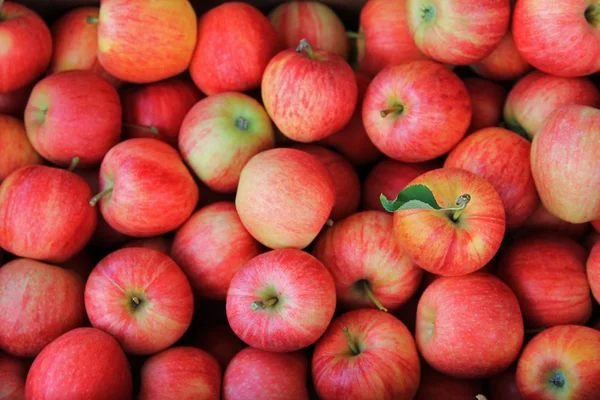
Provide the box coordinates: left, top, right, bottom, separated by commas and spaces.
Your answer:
268, 1, 348, 59
531, 105, 600, 223
0, 259, 86, 358
470, 29, 531, 81
223, 347, 309, 400
363, 60, 471, 162
0, 165, 97, 263
139, 346, 221, 400
84, 247, 194, 355
0, 115, 42, 182
497, 235, 592, 329
587, 241, 600, 303
0, 83, 33, 118
415, 363, 484, 400
313, 211, 422, 313
583, 229, 600, 252
179, 91, 275, 193
96, 0, 197, 83
463, 78, 508, 133
24, 70, 122, 168
406, 0, 511, 65
513, 0, 600, 77
90, 138, 199, 237
518, 202, 590, 241
235, 148, 334, 249
0, 352, 28, 400
416, 273, 524, 378
25, 327, 132, 400
292, 144, 361, 221
0, 2, 52, 93
171, 201, 263, 301
312, 308, 421, 399
121, 78, 203, 147
487, 365, 522, 400
516, 325, 600, 398
190, 2, 278, 95
189, 323, 245, 370
121, 236, 172, 254
226, 248, 336, 352
444, 127, 539, 228
504, 71, 600, 140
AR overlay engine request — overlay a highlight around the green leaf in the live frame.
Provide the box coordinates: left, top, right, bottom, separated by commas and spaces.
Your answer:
380, 184, 441, 213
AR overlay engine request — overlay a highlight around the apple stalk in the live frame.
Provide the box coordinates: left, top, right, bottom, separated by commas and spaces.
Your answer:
86, 15, 98, 24
342, 326, 360, 356
345, 31, 364, 40
68, 157, 80, 172
251, 297, 278, 310
359, 280, 387, 312
89, 187, 113, 206
296, 39, 316, 60
122, 122, 159, 135
0, 0, 5, 18
380, 105, 404, 118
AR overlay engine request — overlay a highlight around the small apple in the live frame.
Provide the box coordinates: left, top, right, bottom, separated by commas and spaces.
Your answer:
463, 78, 508, 133
121, 236, 172, 254
0, 83, 33, 118
517, 202, 590, 241
0, 115, 42, 183
470, 29, 531, 81
189, 323, 245, 370
487, 365, 522, 400
415, 363, 484, 400
587, 241, 600, 303
0, 352, 28, 400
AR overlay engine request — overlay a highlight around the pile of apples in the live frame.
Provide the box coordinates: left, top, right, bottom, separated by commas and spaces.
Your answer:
2, 0, 600, 398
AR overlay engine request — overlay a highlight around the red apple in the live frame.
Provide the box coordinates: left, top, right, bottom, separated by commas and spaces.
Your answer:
92, 138, 199, 237
0, 352, 28, 400
531, 105, 600, 223
0, 83, 33, 118
363, 60, 471, 162
0, 2, 52, 93
24, 70, 122, 168
84, 247, 194, 355
0, 115, 42, 182
226, 248, 336, 352
504, 71, 600, 139
0, 165, 97, 263
516, 325, 600, 398
121, 236, 172, 254
235, 148, 335, 249
97, 0, 197, 83
470, 29, 532, 81
517, 202, 590, 241
139, 346, 221, 400
223, 347, 309, 400
415, 363, 484, 400
312, 308, 421, 399
513, 1, 600, 77
487, 365, 522, 400
179, 91, 275, 193
587, 241, 600, 303
416, 273, 524, 378
25, 327, 132, 400
463, 78, 508, 133
190, 2, 278, 95
171, 201, 263, 300
121, 78, 203, 147
189, 323, 245, 371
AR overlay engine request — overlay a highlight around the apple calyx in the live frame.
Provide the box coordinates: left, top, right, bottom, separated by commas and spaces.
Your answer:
131, 296, 143, 310
355, 279, 387, 312
549, 372, 566, 389
346, 31, 365, 40
122, 122, 159, 135
251, 297, 278, 310
296, 39, 317, 60
67, 157, 80, 172
380, 105, 404, 118
585, 4, 600, 26
420, 4, 437, 23
342, 326, 361, 356
86, 15, 99, 24
235, 117, 249, 131
89, 187, 113, 206
325, 218, 334, 227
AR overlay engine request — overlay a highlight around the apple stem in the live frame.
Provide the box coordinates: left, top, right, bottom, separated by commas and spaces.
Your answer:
0, 0, 4, 17
123, 122, 159, 135
451, 194, 471, 221
86, 15, 99, 24
361, 280, 388, 312
346, 31, 364, 40
67, 157, 80, 172
251, 297, 278, 310
380, 105, 404, 118
476, 396, 488, 400
89, 187, 113, 206
296, 39, 316, 60
235, 117, 249, 131
131, 296, 143, 310
342, 326, 360, 356
325, 218, 334, 227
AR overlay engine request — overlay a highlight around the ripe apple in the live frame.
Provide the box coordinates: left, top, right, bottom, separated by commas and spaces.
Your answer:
312, 308, 421, 399
463, 78, 508, 133
487, 365, 522, 400
235, 148, 335, 249
25, 327, 132, 400
516, 325, 600, 398
139, 347, 221, 400
0, 115, 42, 182
91, 138, 199, 237
179, 91, 275, 193
504, 71, 600, 139
587, 241, 600, 303
0, 165, 97, 263
190, 2, 278, 95
0, 2, 52, 93
531, 105, 600, 223
188, 323, 245, 370
223, 347, 309, 400
0, 83, 33, 118
226, 248, 336, 352
24, 70, 122, 168
416, 273, 524, 378
415, 363, 484, 400
0, 352, 28, 400
313, 211, 422, 313
470, 29, 531, 81
171, 201, 263, 300
84, 247, 194, 355
121, 236, 172, 254
362, 60, 471, 162
518, 202, 590, 241
96, 0, 197, 83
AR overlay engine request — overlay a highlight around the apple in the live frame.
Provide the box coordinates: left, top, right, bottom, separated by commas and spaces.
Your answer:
235, 148, 335, 249
504, 71, 600, 139
518, 202, 590, 241
312, 308, 421, 399
24, 70, 122, 168
25, 327, 132, 400
0, 83, 33, 118
470, 29, 531, 81
226, 248, 336, 352
91, 138, 199, 237
84, 247, 194, 355
406, 0, 510, 65
587, 241, 600, 303
188, 323, 245, 370
463, 78, 508, 133
121, 236, 172, 254
531, 105, 600, 223
362, 60, 471, 162
171, 201, 263, 300
0, 115, 42, 182
416, 273, 524, 378
190, 2, 278, 95
179, 91, 275, 193
0, 2, 52, 93
516, 325, 600, 398
0, 165, 97, 263
583, 229, 600, 252
487, 365, 522, 400
312, 211, 422, 313
0, 352, 28, 400
513, 1, 600, 77
415, 363, 484, 400
139, 346, 221, 400
268, 1, 348, 59
223, 347, 309, 400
